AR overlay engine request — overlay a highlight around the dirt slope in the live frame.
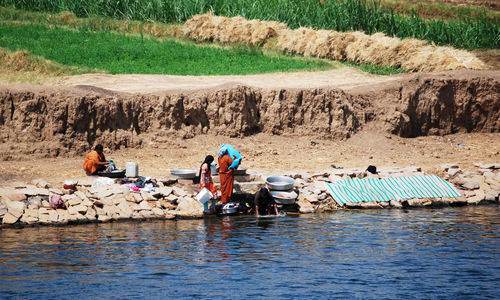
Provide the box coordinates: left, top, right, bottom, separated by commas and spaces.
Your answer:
0, 68, 498, 184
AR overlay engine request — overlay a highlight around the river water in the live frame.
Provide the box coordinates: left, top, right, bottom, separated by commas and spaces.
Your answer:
1, 206, 499, 299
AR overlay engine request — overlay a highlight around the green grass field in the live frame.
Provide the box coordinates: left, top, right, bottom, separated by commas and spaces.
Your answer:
0, 24, 337, 75
0, 0, 498, 49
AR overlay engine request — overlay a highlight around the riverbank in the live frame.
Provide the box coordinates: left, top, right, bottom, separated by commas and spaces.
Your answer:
1, 162, 498, 228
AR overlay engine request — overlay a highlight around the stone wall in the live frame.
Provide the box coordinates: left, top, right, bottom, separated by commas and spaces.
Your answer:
1, 164, 499, 227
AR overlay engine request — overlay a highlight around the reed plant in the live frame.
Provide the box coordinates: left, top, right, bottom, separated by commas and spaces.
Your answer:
0, 0, 498, 49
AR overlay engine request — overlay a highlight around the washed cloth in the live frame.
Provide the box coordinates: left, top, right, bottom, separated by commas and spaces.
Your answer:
326, 175, 461, 206
220, 144, 242, 170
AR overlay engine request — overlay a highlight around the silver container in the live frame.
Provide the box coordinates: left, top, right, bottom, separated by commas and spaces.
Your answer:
170, 169, 197, 179
266, 176, 295, 191
222, 202, 239, 215
270, 190, 297, 205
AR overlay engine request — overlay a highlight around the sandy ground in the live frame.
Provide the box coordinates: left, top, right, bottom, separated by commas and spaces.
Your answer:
51, 68, 403, 93
1, 67, 498, 186
1, 130, 498, 186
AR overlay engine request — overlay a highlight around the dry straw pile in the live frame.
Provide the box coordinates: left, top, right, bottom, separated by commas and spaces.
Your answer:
183, 13, 486, 72
184, 13, 287, 46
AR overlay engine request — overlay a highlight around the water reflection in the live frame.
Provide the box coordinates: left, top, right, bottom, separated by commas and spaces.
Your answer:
1, 206, 499, 299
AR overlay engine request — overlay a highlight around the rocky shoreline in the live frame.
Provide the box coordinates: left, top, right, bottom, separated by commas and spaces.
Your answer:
1, 163, 499, 228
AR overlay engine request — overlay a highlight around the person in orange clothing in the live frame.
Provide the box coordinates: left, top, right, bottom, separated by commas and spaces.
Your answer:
83, 144, 108, 175
198, 155, 218, 214
218, 146, 234, 204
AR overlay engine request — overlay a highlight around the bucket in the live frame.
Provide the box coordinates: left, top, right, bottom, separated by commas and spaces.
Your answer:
210, 164, 217, 175
125, 162, 138, 177
196, 188, 213, 204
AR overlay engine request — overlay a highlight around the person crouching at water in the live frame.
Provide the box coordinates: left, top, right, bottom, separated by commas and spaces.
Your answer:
218, 146, 234, 204
83, 144, 109, 175
254, 188, 279, 218
198, 155, 218, 214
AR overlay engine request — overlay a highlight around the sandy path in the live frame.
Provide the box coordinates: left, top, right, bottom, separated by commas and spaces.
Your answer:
51, 67, 403, 93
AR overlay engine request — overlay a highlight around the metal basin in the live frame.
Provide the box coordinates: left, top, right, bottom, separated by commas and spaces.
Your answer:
170, 169, 197, 179
270, 190, 297, 205
266, 176, 295, 191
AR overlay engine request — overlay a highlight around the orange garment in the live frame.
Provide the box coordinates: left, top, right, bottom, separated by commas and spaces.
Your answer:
83, 150, 106, 175
218, 154, 234, 204
200, 163, 217, 197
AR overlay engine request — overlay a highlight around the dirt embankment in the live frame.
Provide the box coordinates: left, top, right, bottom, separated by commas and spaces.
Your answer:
0, 70, 498, 160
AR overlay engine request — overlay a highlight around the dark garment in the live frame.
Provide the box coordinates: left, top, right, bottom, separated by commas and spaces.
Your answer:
254, 188, 276, 215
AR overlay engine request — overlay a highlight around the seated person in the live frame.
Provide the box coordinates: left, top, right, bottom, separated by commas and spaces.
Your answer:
254, 187, 279, 217
83, 144, 109, 175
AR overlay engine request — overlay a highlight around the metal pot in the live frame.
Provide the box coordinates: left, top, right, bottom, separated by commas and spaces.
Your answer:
266, 176, 295, 191
170, 169, 197, 179
269, 190, 297, 205
222, 202, 239, 215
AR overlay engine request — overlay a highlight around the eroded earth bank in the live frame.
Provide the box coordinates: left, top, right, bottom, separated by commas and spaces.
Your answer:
0, 69, 499, 226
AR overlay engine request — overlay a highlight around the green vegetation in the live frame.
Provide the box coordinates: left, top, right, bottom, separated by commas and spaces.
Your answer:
0, 24, 335, 75
0, 0, 498, 49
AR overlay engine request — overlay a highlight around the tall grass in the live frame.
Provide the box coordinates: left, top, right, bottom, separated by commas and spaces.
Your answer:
0, 0, 498, 49
0, 24, 334, 75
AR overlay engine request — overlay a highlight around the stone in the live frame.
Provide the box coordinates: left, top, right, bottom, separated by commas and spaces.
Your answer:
389, 200, 402, 208
328, 174, 342, 182
117, 202, 133, 216
48, 210, 59, 223
474, 163, 495, 169
33, 178, 52, 189
104, 205, 119, 217
450, 197, 468, 207
73, 205, 88, 214
66, 196, 82, 207
141, 192, 156, 201
112, 195, 126, 205
345, 202, 362, 209
95, 206, 106, 216
7, 193, 27, 202
139, 210, 155, 217
174, 197, 203, 218
378, 201, 390, 208
85, 207, 97, 219
49, 188, 64, 195
76, 177, 94, 187
447, 168, 461, 177
440, 164, 459, 171
172, 187, 187, 197
152, 207, 164, 216
318, 193, 327, 201
360, 202, 380, 209
12, 182, 26, 189
41, 200, 50, 207
20, 214, 38, 224
3, 212, 20, 224
56, 209, 69, 224
234, 182, 265, 193
98, 215, 111, 222
38, 213, 50, 224
28, 196, 42, 207
485, 176, 499, 186
139, 200, 152, 210
132, 193, 143, 203
101, 197, 114, 206
405, 198, 432, 207
485, 190, 499, 202
39, 207, 50, 214
81, 198, 93, 207
297, 199, 314, 214
461, 179, 479, 190
0, 202, 7, 217
305, 193, 319, 203
166, 194, 178, 202
312, 189, 322, 195
153, 187, 173, 198
74, 191, 87, 200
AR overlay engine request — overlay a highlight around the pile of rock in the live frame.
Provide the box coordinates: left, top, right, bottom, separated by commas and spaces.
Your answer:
1, 163, 498, 227
0, 177, 205, 227
285, 164, 500, 212
442, 163, 500, 205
